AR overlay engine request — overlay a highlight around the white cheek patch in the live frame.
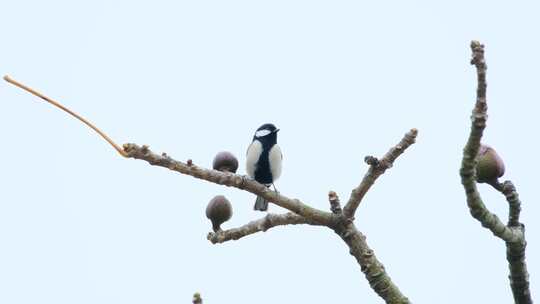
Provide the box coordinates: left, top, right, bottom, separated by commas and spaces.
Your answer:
255, 129, 271, 137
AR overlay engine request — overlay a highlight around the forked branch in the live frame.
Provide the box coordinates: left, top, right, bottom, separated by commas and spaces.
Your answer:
4, 75, 417, 304
460, 41, 532, 304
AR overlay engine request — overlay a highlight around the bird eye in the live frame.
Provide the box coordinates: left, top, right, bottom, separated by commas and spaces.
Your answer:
255, 129, 271, 137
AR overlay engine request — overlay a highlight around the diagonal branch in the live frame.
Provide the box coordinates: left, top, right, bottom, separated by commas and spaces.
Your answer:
343, 128, 418, 218
335, 222, 410, 304
126, 144, 413, 302
3, 75, 128, 157
207, 212, 322, 244
460, 41, 532, 304
2, 75, 334, 226
331, 189, 410, 303
5, 75, 413, 304
123, 143, 335, 226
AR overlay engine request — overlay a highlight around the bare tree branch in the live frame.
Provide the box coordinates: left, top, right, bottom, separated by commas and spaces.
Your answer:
4, 41, 533, 304
334, 222, 410, 304
124, 143, 413, 303
501, 181, 522, 227
498, 181, 532, 304
460, 40, 532, 304
4, 75, 417, 304
459, 41, 522, 242
343, 128, 418, 218
207, 212, 322, 244
123, 143, 335, 226
507, 234, 532, 304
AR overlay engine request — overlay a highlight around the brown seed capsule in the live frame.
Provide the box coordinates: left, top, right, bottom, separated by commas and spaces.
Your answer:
476, 144, 505, 184
206, 195, 233, 232
212, 151, 239, 173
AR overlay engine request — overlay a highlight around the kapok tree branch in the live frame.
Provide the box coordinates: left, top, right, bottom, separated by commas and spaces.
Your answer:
5, 76, 416, 304
330, 155, 411, 304
3, 75, 128, 157
460, 41, 532, 304
335, 222, 410, 304
124, 143, 413, 303
207, 212, 322, 244
122, 144, 335, 226
459, 41, 522, 243
498, 180, 531, 304
343, 128, 418, 218
501, 181, 522, 228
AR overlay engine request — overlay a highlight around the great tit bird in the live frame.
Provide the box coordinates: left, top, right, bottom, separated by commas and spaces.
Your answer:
246, 123, 282, 211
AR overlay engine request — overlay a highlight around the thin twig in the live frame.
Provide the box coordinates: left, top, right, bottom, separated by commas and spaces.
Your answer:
342, 128, 418, 218
3, 75, 127, 157
207, 212, 321, 244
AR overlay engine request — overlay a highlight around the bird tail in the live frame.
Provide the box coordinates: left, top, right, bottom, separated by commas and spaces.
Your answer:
253, 196, 268, 211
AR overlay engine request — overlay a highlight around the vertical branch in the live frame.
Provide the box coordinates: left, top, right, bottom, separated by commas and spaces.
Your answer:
501, 181, 522, 227
500, 181, 532, 304
507, 239, 532, 304
460, 41, 532, 304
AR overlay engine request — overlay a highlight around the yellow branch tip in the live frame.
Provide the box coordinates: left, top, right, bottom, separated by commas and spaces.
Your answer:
4, 75, 129, 158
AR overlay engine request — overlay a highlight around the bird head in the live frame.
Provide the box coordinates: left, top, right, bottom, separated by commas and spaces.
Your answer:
254, 123, 279, 141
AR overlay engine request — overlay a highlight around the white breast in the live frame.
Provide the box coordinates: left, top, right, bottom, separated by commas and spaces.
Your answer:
246, 140, 262, 178
268, 144, 282, 181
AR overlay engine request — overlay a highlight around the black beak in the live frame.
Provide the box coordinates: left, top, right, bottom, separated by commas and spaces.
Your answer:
274, 129, 280, 133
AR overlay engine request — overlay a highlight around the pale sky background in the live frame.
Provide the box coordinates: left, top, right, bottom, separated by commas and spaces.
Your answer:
0, 1, 539, 303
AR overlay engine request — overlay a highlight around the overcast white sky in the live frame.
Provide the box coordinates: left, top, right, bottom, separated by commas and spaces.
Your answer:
1, 1, 539, 303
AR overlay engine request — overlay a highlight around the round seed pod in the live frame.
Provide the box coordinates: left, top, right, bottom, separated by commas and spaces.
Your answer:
206, 195, 233, 232
212, 151, 239, 173
476, 144, 505, 184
